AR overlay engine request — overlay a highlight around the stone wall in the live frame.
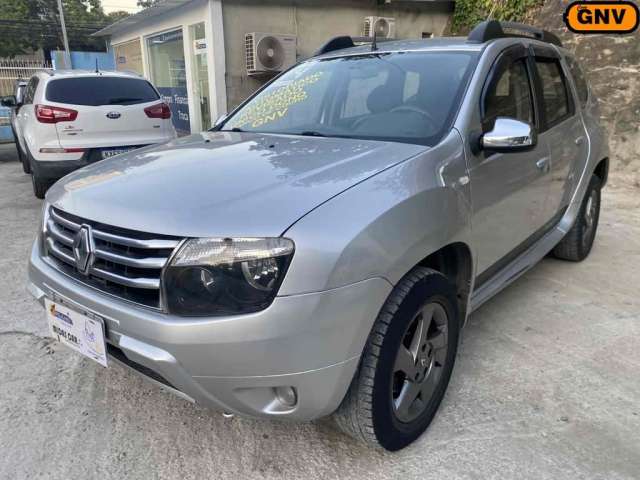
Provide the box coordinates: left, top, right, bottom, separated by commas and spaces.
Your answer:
532, 0, 640, 188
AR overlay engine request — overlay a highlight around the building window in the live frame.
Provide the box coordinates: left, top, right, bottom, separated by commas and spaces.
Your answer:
189, 22, 211, 130
113, 39, 143, 76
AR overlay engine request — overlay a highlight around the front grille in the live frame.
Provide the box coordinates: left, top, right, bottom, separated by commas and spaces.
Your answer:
44, 207, 181, 309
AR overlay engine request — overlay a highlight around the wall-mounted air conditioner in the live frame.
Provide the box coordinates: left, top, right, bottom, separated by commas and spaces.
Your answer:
245, 32, 297, 76
363, 16, 397, 39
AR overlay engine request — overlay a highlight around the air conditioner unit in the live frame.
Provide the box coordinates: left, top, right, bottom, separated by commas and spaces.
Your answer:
363, 16, 396, 39
245, 33, 297, 76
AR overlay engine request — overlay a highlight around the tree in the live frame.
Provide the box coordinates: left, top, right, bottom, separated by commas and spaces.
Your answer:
0, 0, 40, 57
0, 0, 119, 57
107, 10, 130, 22
136, 0, 159, 8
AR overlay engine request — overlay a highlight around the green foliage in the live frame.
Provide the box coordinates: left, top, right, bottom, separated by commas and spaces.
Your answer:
136, 0, 159, 8
452, 0, 543, 34
0, 0, 125, 57
107, 10, 130, 22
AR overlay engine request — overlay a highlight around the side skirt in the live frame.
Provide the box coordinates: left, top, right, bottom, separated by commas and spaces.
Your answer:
469, 209, 568, 313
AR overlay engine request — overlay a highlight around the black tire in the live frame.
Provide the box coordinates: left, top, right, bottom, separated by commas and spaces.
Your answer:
25, 146, 50, 199
10, 127, 30, 173
333, 267, 460, 451
19, 144, 30, 174
31, 173, 49, 199
553, 174, 602, 262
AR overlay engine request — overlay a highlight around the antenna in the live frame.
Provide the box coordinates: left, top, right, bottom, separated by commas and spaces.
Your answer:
95, 58, 99, 74
371, 29, 378, 51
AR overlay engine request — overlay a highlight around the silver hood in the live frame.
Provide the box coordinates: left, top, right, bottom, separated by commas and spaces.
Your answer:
47, 131, 426, 238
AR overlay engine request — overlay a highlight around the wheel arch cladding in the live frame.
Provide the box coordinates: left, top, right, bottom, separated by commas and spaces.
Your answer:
417, 242, 473, 325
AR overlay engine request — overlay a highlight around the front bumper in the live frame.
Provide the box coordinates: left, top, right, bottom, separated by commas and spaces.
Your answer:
28, 240, 391, 421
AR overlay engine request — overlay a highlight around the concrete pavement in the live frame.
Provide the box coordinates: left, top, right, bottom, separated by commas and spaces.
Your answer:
0, 143, 638, 479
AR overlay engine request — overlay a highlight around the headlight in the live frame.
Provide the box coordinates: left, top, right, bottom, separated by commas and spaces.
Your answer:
163, 237, 294, 316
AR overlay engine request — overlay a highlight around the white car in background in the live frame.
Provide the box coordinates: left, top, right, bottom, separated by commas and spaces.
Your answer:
11, 70, 176, 198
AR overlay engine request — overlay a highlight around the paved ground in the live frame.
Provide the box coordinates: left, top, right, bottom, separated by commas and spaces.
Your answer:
1, 142, 639, 480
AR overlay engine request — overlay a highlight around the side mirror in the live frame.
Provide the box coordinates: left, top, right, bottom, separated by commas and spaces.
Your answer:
1, 95, 17, 108
481, 117, 536, 151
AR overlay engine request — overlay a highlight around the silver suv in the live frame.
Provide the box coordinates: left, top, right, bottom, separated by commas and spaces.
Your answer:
28, 21, 608, 451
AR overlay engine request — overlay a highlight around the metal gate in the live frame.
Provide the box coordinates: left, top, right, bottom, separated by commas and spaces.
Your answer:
0, 59, 52, 97
0, 59, 52, 143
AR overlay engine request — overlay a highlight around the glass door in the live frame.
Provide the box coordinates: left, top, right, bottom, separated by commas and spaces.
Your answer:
189, 22, 211, 130
147, 29, 191, 135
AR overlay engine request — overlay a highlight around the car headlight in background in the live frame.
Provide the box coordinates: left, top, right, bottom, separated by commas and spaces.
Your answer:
163, 237, 295, 316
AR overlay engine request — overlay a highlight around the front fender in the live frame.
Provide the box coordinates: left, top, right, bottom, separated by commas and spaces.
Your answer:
279, 131, 474, 296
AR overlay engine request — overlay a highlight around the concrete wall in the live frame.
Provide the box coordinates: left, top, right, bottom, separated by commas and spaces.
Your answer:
221, 0, 453, 109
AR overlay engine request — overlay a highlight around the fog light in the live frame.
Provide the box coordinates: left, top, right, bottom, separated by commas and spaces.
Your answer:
274, 386, 297, 407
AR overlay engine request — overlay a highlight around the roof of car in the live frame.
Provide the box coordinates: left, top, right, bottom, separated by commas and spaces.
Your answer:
313, 37, 484, 60
36, 69, 144, 80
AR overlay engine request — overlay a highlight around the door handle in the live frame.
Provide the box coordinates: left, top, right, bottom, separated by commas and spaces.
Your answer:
536, 157, 550, 172
575, 136, 586, 146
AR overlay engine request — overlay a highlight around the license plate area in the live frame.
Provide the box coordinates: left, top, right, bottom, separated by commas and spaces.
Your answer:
100, 147, 134, 159
45, 298, 108, 367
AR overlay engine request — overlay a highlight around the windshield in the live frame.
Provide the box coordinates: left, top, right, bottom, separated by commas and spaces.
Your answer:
221, 51, 477, 146
46, 77, 160, 106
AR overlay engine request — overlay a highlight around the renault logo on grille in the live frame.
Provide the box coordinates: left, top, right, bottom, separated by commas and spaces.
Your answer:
73, 225, 94, 275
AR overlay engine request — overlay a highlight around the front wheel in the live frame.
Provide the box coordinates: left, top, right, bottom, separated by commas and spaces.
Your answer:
333, 267, 460, 451
553, 174, 601, 262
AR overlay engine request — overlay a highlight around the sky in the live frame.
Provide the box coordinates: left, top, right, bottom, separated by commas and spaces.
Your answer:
101, 0, 142, 14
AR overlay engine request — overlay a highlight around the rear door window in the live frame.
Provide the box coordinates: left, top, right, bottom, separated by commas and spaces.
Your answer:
565, 56, 589, 108
534, 59, 573, 129
46, 77, 159, 106
23, 77, 39, 104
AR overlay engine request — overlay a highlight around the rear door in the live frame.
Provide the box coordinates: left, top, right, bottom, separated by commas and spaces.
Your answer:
15, 76, 39, 152
44, 75, 170, 150
469, 45, 552, 282
530, 46, 588, 222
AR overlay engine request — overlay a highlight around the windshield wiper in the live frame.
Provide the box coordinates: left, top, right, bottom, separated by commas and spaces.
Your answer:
298, 131, 326, 137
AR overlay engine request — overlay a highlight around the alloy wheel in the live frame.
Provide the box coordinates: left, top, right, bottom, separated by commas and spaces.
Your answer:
391, 302, 448, 423
582, 189, 598, 249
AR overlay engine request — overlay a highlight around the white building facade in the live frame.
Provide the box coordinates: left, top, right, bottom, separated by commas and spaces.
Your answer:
95, 0, 453, 135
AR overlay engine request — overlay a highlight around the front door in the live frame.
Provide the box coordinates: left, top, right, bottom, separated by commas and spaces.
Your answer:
468, 46, 551, 284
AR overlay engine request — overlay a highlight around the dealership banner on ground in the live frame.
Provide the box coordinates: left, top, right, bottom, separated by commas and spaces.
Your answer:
158, 87, 190, 135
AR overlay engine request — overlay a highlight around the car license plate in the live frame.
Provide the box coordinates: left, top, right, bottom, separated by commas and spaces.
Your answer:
101, 147, 133, 159
44, 298, 108, 367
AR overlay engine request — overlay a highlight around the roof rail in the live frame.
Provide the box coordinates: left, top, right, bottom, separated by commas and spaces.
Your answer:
314, 35, 397, 56
467, 20, 562, 47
